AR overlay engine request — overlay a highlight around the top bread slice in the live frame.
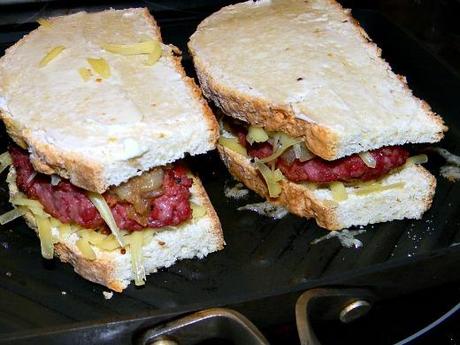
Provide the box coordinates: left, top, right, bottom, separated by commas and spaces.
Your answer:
188, 0, 446, 161
0, 8, 218, 193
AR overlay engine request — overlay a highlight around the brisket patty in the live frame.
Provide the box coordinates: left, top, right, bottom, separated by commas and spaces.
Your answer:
234, 126, 409, 183
10, 146, 192, 231
277, 147, 409, 183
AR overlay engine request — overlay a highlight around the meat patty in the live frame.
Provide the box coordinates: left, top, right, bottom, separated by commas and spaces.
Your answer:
233, 126, 409, 183
277, 147, 409, 183
10, 146, 192, 231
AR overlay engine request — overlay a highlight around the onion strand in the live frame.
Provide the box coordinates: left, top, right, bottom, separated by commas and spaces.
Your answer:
88, 192, 125, 247
260, 132, 301, 163
293, 143, 315, 162
406, 154, 428, 166
359, 151, 377, 168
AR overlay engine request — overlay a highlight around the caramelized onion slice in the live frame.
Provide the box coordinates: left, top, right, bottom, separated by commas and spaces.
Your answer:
294, 143, 314, 162
111, 168, 164, 214
281, 143, 315, 165
280, 147, 297, 165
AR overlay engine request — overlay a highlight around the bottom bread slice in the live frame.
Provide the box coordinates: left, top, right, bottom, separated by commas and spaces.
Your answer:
218, 145, 436, 230
7, 168, 224, 292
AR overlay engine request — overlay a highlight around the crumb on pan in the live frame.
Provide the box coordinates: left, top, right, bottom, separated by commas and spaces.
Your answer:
103, 291, 114, 300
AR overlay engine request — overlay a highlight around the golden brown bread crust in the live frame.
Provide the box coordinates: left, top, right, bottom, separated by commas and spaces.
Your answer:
416, 163, 437, 211
191, 176, 225, 249
0, 112, 107, 192
217, 144, 340, 229
217, 144, 436, 230
8, 168, 223, 292
55, 242, 126, 292
193, 59, 340, 160
20, 209, 127, 292
0, 8, 219, 193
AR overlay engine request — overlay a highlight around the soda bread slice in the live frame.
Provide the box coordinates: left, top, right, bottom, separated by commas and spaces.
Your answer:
0, 8, 218, 193
189, 0, 446, 160
218, 145, 436, 230
7, 167, 224, 292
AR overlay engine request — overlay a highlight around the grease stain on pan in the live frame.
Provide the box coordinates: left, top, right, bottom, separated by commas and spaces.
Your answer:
237, 201, 288, 219
311, 229, 366, 249
224, 182, 249, 200
430, 147, 460, 181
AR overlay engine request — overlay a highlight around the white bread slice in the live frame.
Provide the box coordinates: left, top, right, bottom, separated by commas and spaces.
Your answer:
7, 167, 224, 292
0, 8, 218, 193
218, 145, 436, 230
189, 0, 446, 160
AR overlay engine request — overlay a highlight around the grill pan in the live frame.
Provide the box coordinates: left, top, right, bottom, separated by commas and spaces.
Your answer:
0, 2, 459, 344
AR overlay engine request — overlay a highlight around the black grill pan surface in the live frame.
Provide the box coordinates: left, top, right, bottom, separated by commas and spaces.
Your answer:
0, 2, 459, 344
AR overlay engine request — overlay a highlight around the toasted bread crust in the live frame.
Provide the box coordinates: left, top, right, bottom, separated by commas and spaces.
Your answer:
8, 169, 223, 292
189, 0, 446, 161
217, 144, 436, 230
19, 209, 128, 292
193, 61, 339, 160
190, 176, 225, 249
217, 144, 338, 228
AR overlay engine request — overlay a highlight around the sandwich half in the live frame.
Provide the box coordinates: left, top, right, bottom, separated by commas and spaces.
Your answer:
0, 8, 223, 291
188, 0, 446, 230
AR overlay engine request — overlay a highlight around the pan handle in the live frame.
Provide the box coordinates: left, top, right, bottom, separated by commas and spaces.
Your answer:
295, 288, 375, 345
136, 307, 270, 345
